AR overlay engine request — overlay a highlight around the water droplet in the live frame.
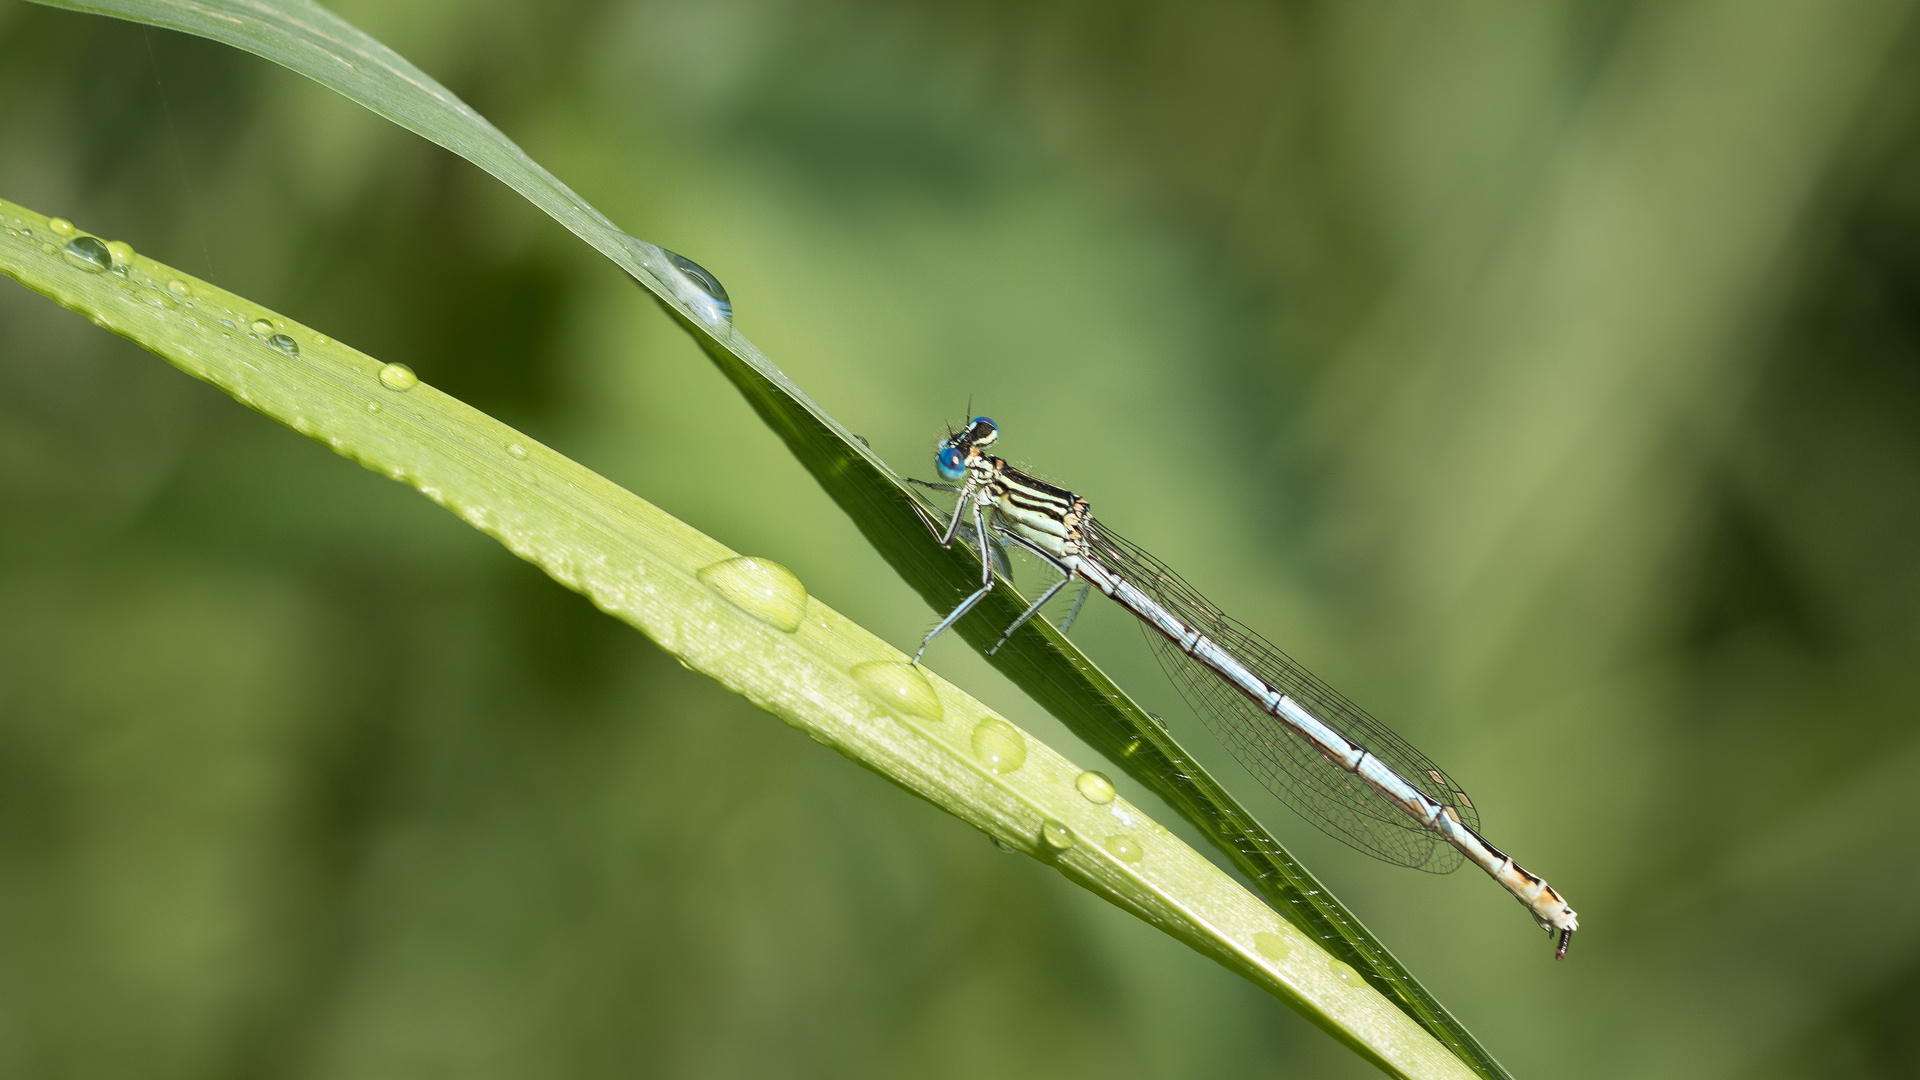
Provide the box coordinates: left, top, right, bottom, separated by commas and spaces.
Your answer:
853, 434, 871, 448
378, 363, 418, 392
1254, 931, 1292, 962
47, 217, 74, 236
249, 319, 273, 335
62, 236, 111, 273
850, 661, 942, 721
1074, 770, 1116, 804
1104, 834, 1143, 863
699, 556, 807, 633
105, 240, 133, 268
1040, 820, 1074, 852
314, 334, 329, 345
663, 249, 732, 324
268, 333, 299, 356
366, 401, 381, 412
970, 717, 1026, 774
1330, 961, 1361, 986
166, 280, 190, 297
506, 442, 528, 459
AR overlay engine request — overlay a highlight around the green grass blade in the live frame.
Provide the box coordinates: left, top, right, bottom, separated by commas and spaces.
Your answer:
0, 196, 1477, 1080
23, 3, 1511, 1074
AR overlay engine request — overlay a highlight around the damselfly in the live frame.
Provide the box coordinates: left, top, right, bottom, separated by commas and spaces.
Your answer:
911, 416, 1579, 959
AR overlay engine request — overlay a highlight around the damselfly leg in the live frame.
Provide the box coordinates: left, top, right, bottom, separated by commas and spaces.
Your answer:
911, 488, 997, 666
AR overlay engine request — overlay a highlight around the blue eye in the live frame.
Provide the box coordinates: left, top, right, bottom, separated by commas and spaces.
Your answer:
936, 446, 967, 480
971, 416, 996, 431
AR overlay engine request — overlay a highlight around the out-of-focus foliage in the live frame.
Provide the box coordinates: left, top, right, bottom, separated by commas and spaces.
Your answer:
2, 1, 1918, 1078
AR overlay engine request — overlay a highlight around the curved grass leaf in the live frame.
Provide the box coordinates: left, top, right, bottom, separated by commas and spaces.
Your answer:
23, 3, 1510, 1075
0, 196, 1475, 1080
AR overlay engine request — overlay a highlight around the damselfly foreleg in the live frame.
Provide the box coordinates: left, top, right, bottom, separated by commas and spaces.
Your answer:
913, 493, 997, 665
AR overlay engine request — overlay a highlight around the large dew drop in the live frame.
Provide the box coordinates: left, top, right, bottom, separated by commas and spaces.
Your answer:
378, 363, 419, 392
1074, 770, 1116, 804
663, 249, 732, 325
970, 717, 1026, 774
850, 661, 942, 722
1040, 820, 1074, 852
62, 236, 111, 273
698, 556, 807, 633
268, 334, 300, 357
1103, 834, 1143, 863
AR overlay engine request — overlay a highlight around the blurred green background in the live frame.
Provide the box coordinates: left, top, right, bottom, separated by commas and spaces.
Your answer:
3, 1, 1919, 1077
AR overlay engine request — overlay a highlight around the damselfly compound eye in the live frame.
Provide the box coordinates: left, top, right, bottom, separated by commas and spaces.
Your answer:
936, 446, 967, 480
969, 417, 998, 447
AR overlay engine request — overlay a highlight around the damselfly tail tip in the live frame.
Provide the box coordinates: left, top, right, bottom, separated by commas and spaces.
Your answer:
1555, 928, 1572, 961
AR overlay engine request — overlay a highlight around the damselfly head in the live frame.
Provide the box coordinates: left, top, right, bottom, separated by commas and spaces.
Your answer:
933, 416, 999, 479
968, 416, 999, 448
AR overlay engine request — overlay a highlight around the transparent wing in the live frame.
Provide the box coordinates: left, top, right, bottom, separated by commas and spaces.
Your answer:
1086, 519, 1476, 873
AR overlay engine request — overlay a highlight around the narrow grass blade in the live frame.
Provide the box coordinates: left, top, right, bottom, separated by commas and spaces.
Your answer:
0, 196, 1479, 1080
23, 3, 1511, 1074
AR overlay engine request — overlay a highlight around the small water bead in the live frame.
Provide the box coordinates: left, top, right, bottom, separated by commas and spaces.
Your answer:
268, 334, 299, 356
1074, 770, 1116, 804
970, 717, 1026, 774
314, 334, 329, 345
1254, 931, 1292, 962
698, 556, 808, 633
1040, 820, 1074, 852
850, 661, 942, 722
249, 319, 273, 336
663, 249, 732, 324
105, 240, 134, 268
166, 279, 190, 297
506, 442, 528, 459
378, 363, 418, 391
62, 236, 112, 273
1329, 961, 1362, 987
366, 401, 381, 413
47, 217, 74, 236
1103, 834, 1143, 863
990, 836, 1016, 854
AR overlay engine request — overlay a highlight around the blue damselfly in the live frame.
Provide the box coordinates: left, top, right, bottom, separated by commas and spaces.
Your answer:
912, 417, 1579, 959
